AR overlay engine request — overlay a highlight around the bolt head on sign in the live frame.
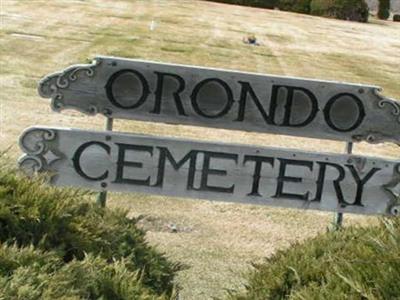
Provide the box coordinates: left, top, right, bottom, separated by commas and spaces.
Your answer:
37, 56, 400, 145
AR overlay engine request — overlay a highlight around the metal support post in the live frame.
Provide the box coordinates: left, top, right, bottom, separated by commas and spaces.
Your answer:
332, 141, 353, 230
96, 117, 113, 207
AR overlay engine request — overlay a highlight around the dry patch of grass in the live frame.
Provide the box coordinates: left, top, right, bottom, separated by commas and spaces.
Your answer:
108, 194, 374, 298
1, 0, 399, 299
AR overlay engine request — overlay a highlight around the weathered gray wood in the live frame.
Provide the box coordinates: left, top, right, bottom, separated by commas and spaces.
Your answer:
19, 126, 400, 215
96, 117, 114, 207
38, 56, 400, 144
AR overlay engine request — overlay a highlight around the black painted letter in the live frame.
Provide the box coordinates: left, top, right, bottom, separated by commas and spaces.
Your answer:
114, 143, 153, 186
244, 155, 274, 196
196, 151, 238, 193
313, 162, 346, 204
346, 165, 380, 207
191, 78, 234, 118
324, 93, 365, 132
154, 147, 199, 190
72, 141, 110, 181
271, 85, 319, 127
151, 71, 187, 115
236, 81, 276, 124
105, 69, 150, 109
274, 159, 313, 200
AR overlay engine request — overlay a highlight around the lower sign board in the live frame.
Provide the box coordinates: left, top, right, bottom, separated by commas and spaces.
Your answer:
19, 126, 400, 216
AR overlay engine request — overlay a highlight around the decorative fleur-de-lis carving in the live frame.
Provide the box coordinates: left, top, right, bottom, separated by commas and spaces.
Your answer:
38, 58, 101, 113
385, 164, 400, 216
18, 128, 60, 175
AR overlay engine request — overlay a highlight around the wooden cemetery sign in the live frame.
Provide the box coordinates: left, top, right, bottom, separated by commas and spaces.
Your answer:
38, 56, 400, 144
19, 126, 400, 215
18, 56, 400, 216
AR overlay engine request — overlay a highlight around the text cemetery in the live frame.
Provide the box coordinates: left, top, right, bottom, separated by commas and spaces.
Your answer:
19, 127, 399, 215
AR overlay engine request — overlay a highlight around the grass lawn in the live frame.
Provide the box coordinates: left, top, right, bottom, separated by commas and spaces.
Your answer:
1, 0, 399, 298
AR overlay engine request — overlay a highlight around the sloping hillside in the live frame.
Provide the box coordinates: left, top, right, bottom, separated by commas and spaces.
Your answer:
1, 1, 399, 299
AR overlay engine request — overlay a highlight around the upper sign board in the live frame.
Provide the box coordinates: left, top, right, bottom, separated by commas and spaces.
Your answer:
38, 56, 400, 144
19, 126, 400, 216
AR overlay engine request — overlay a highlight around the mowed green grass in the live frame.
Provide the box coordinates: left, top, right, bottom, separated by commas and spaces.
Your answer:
1, 1, 399, 299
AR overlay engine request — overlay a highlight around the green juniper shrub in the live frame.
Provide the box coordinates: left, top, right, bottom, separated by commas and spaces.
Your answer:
310, 0, 369, 22
278, 0, 312, 14
0, 244, 168, 299
377, 0, 390, 20
204, 0, 279, 9
0, 163, 181, 296
393, 14, 400, 22
227, 218, 400, 299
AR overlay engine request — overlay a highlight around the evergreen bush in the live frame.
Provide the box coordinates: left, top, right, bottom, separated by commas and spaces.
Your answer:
394, 14, 400, 22
310, 0, 369, 22
206, 0, 370, 23
204, 0, 278, 9
0, 244, 167, 299
377, 0, 390, 20
227, 218, 400, 299
0, 161, 181, 297
278, 0, 312, 14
